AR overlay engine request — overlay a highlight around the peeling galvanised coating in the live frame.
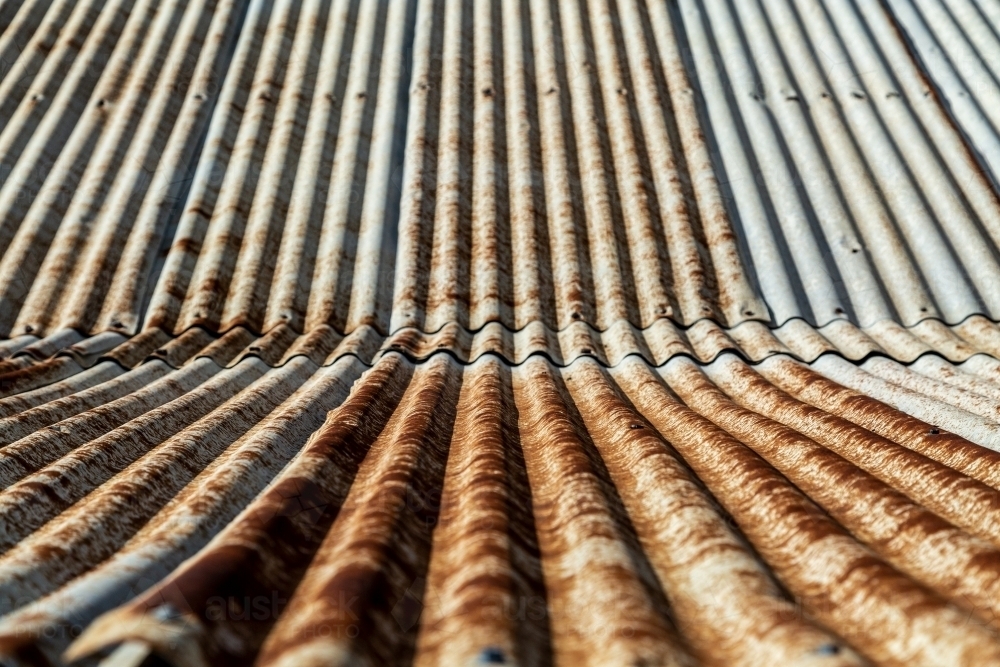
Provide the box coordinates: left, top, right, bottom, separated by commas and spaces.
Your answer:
3, 0, 1000, 666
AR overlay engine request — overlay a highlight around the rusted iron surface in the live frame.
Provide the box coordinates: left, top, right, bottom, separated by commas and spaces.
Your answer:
3, 0, 1000, 665
0, 351, 991, 665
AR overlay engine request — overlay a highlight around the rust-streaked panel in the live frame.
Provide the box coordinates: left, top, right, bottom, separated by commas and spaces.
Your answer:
1, 0, 1000, 666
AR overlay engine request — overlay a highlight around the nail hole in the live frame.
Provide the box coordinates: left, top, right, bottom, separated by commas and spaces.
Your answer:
629, 423, 644, 430
96, 99, 106, 107
249, 346, 261, 353
886, 91, 900, 99
24, 325, 33, 333
919, 307, 928, 313
581, 348, 592, 355
193, 93, 205, 101
480, 647, 507, 664
815, 644, 841, 656
482, 87, 493, 97
571, 312, 581, 320
111, 321, 124, 328
851, 90, 866, 99
356, 92, 366, 99
547, 87, 557, 95
929, 427, 940, 435
154, 348, 168, 356
851, 248, 859, 253
834, 308, 844, 315
820, 91, 831, 98
744, 310, 754, 317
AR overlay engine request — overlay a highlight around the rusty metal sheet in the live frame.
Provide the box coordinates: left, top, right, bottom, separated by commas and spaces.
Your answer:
1, 0, 1000, 666
0, 341, 995, 664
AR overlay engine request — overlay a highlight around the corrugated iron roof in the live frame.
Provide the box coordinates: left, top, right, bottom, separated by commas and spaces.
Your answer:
3, 0, 1000, 665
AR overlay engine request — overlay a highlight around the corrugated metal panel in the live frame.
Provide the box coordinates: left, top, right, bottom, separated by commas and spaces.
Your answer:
139, 0, 1000, 336
0, 0, 997, 338
2, 0, 1000, 666
0, 0, 247, 339
0, 351, 999, 665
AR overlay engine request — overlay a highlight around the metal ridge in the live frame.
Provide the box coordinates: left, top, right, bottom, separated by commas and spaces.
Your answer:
2, 312, 1000, 385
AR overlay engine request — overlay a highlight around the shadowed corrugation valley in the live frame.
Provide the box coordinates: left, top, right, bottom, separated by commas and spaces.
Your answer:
3, 0, 1000, 666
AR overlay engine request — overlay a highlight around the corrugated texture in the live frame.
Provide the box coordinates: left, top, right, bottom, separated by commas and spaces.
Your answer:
2, 350, 1000, 666
124, 0, 1000, 333
3, 0, 999, 340
3, 0, 1000, 666
0, 0, 247, 338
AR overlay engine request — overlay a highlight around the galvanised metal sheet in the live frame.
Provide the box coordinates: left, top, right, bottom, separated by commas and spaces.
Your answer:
0, 0, 997, 339
0, 0, 1000, 666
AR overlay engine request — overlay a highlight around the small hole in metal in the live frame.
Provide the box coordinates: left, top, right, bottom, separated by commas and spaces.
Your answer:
480, 647, 507, 664
929, 427, 940, 435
